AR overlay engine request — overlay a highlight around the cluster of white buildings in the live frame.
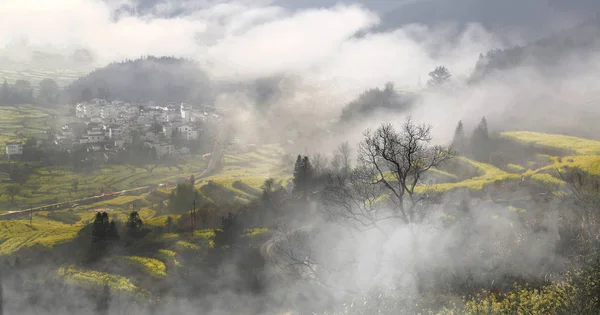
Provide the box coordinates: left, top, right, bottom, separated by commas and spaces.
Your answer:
54, 99, 216, 158
75, 99, 196, 125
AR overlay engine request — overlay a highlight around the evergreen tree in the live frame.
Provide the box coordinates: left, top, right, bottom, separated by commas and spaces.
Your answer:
168, 181, 200, 213
126, 211, 143, 236
450, 120, 466, 153
213, 212, 240, 249
427, 66, 452, 87
107, 220, 120, 241
91, 212, 110, 243
292, 155, 313, 200
471, 117, 490, 161
166, 216, 173, 233
292, 155, 302, 186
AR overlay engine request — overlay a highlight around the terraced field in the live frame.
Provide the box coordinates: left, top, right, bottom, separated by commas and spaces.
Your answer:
0, 66, 94, 88
0, 104, 63, 152
502, 131, 600, 178
7, 131, 600, 299
57, 265, 150, 297
197, 144, 292, 198
501, 131, 600, 155
0, 216, 80, 255
0, 158, 208, 211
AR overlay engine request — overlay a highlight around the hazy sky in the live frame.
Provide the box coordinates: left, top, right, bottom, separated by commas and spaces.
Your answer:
1, 0, 598, 119
0, 0, 507, 92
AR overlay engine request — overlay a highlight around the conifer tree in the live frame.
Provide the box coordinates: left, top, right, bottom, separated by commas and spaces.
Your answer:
126, 211, 143, 236
107, 220, 120, 241
292, 155, 313, 200
91, 212, 110, 243
471, 116, 490, 161
450, 120, 466, 153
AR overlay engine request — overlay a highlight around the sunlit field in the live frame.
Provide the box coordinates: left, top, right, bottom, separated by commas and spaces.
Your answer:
501, 131, 600, 155
0, 65, 94, 88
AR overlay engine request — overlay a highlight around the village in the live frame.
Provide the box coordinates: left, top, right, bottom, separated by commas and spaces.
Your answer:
5, 99, 221, 162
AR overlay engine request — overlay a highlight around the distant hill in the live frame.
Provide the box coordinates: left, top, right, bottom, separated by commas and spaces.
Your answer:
65, 56, 213, 104
338, 83, 418, 125
471, 16, 600, 81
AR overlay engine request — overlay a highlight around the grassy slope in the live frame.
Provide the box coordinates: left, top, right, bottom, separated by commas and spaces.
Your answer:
423, 157, 520, 192
501, 131, 600, 155
0, 65, 95, 88
9, 131, 600, 298
502, 131, 600, 177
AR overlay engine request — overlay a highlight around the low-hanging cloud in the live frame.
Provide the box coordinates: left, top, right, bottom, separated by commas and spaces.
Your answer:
0, 0, 513, 99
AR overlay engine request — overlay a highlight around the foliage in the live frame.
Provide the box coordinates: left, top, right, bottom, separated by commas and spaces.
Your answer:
176, 240, 200, 251
423, 157, 520, 192
120, 256, 167, 278
471, 117, 490, 162
0, 219, 79, 255
126, 211, 144, 236
339, 82, 416, 122
213, 212, 243, 248
168, 178, 202, 214
57, 265, 148, 296
243, 227, 269, 238
157, 249, 180, 266
292, 155, 313, 199
506, 163, 525, 173
427, 66, 452, 87
65, 56, 213, 104
443, 283, 573, 315
450, 120, 467, 153
90, 212, 119, 244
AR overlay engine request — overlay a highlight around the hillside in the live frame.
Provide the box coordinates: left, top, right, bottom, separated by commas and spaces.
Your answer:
4, 129, 600, 314
65, 56, 213, 104
471, 15, 600, 80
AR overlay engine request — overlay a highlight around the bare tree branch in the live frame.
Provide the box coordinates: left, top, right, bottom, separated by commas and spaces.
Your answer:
323, 117, 455, 227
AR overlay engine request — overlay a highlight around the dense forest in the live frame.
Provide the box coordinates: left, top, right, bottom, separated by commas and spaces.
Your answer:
65, 56, 214, 104
471, 15, 600, 81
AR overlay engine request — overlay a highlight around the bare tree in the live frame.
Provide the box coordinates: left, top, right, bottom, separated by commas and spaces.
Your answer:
556, 167, 600, 234
331, 141, 352, 174
269, 224, 358, 294
323, 118, 455, 228
311, 153, 329, 176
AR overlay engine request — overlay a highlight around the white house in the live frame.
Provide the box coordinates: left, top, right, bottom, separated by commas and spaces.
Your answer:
186, 130, 199, 140
6, 141, 23, 156
156, 143, 175, 158
91, 98, 108, 106
177, 125, 192, 134
100, 106, 118, 119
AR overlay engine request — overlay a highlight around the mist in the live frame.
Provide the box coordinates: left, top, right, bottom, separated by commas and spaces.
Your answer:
3, 0, 600, 314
